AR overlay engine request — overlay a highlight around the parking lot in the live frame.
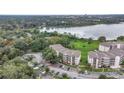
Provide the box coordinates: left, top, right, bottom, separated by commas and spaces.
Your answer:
22, 53, 124, 79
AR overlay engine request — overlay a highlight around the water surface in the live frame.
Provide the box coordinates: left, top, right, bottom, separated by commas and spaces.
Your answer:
41, 23, 124, 40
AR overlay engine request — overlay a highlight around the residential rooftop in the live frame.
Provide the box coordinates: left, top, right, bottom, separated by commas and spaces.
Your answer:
50, 44, 81, 57
89, 49, 124, 59
100, 42, 124, 47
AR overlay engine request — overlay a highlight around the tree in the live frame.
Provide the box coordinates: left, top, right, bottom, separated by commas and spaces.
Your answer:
1, 46, 10, 55
30, 38, 48, 52
59, 36, 70, 47
45, 67, 50, 73
117, 36, 124, 41
62, 73, 70, 79
14, 40, 29, 51
50, 31, 58, 36
98, 74, 116, 79
1, 55, 9, 63
98, 36, 106, 42
33, 29, 40, 34
121, 60, 124, 65
0, 57, 35, 79
8, 48, 24, 60
87, 38, 93, 44
42, 48, 60, 64
99, 74, 107, 79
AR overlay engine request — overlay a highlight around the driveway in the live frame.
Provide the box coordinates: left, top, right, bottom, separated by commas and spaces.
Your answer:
23, 53, 43, 63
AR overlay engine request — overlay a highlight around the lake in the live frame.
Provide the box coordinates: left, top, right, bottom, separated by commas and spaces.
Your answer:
40, 23, 124, 40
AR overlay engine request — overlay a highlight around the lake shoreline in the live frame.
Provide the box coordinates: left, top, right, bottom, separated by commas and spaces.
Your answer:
40, 22, 124, 40
41, 22, 124, 29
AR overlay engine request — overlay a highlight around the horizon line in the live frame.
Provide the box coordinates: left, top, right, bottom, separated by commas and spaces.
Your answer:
0, 14, 124, 16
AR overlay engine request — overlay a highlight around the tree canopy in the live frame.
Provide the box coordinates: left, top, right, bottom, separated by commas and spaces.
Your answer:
98, 36, 106, 42
0, 57, 35, 79
42, 48, 61, 64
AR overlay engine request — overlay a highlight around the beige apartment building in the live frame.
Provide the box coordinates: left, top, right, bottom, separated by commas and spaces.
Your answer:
50, 44, 81, 65
88, 42, 124, 68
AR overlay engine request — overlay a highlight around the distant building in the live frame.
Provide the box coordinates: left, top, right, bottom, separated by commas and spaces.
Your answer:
50, 44, 81, 65
88, 42, 124, 68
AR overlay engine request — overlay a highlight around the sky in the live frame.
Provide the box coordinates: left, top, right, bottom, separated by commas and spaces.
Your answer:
0, 0, 124, 15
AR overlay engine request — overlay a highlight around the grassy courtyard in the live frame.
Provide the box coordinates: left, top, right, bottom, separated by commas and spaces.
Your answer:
70, 39, 99, 65
69, 39, 121, 72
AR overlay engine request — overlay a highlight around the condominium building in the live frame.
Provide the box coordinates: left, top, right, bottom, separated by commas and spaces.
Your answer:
99, 42, 124, 52
88, 42, 124, 68
49, 44, 81, 65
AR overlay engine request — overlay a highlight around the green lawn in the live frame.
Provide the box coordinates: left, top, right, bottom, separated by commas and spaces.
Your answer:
70, 39, 99, 65
79, 66, 118, 72
70, 39, 120, 72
